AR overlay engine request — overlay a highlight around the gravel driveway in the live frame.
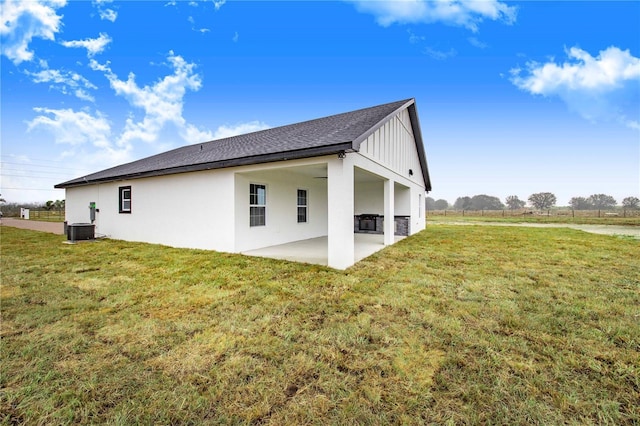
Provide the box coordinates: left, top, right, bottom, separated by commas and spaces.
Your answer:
1, 218, 64, 235
430, 220, 640, 239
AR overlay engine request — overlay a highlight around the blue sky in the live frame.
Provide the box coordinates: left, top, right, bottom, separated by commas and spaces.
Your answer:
1, 0, 639, 206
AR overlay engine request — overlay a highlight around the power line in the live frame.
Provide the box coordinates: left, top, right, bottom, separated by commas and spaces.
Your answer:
0, 155, 72, 164
1, 187, 63, 191
1, 174, 65, 179
0, 161, 87, 172
1, 168, 74, 176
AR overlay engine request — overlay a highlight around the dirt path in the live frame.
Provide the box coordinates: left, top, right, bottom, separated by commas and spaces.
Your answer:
429, 220, 640, 239
1, 218, 64, 235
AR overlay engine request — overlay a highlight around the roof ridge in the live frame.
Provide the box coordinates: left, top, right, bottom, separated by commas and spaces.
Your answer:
199, 98, 414, 147
55, 98, 421, 188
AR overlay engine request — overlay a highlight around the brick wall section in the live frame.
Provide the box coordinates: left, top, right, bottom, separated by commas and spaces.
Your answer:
394, 216, 409, 236
354, 215, 409, 236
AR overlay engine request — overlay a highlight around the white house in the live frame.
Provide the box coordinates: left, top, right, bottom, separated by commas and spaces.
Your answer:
56, 99, 431, 269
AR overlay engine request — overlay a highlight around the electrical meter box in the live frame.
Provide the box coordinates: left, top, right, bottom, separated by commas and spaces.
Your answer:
89, 202, 96, 222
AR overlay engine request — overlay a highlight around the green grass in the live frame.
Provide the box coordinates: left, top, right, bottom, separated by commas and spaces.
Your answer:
428, 213, 640, 226
1, 225, 639, 424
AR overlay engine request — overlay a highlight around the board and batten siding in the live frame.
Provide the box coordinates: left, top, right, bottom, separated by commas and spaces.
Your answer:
358, 109, 424, 187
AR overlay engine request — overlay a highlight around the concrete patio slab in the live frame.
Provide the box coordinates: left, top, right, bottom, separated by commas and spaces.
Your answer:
242, 234, 404, 267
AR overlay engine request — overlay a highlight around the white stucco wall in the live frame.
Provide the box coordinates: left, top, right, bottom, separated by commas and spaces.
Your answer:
395, 183, 411, 216
65, 185, 100, 225
233, 160, 329, 252
354, 181, 383, 215
65, 169, 236, 252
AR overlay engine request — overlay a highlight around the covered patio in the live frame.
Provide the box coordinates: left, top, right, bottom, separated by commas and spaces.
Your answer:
234, 157, 413, 269
242, 233, 405, 266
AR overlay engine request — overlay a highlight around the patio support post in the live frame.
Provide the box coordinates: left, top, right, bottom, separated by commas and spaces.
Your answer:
384, 179, 395, 245
327, 156, 354, 269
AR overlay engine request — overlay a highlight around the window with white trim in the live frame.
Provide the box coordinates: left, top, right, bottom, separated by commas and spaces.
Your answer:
250, 183, 266, 227
297, 189, 308, 223
119, 186, 131, 213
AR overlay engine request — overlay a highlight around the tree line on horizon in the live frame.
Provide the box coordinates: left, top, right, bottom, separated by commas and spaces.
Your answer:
0, 200, 65, 217
427, 193, 640, 211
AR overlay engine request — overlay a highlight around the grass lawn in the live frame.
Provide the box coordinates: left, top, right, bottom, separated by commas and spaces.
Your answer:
1, 225, 639, 424
428, 214, 640, 227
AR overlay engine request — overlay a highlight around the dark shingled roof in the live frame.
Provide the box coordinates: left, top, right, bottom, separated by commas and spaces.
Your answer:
56, 98, 431, 191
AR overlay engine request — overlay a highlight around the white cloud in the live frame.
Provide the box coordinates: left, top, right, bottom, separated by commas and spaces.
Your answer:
423, 46, 457, 60
99, 8, 117, 22
25, 68, 98, 101
347, 0, 516, 32
26, 107, 133, 172
92, 0, 117, 21
212, 121, 270, 139
213, 0, 226, 11
27, 108, 112, 147
188, 16, 210, 33
511, 46, 640, 130
407, 29, 424, 44
61, 33, 112, 57
468, 36, 488, 49
232, 31, 239, 42
88, 59, 110, 73
89, 52, 214, 146
0, 0, 66, 64
26, 68, 96, 88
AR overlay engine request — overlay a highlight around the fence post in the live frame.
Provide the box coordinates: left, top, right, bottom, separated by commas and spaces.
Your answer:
624, 209, 626, 218
572, 209, 575, 218
598, 210, 601, 218
463, 210, 465, 217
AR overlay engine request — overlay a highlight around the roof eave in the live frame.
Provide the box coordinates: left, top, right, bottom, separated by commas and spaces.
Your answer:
55, 142, 354, 189
407, 102, 432, 192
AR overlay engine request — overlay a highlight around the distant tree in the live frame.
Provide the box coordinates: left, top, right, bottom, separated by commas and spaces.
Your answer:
44, 200, 55, 211
568, 196, 592, 210
588, 194, 616, 209
505, 195, 525, 210
434, 199, 449, 210
0, 202, 40, 217
453, 196, 473, 210
622, 196, 640, 209
470, 194, 504, 210
54, 199, 65, 214
528, 192, 556, 210
425, 197, 436, 210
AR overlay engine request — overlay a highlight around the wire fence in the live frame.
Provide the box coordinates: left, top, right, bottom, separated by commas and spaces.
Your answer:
14, 209, 66, 222
427, 209, 640, 218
